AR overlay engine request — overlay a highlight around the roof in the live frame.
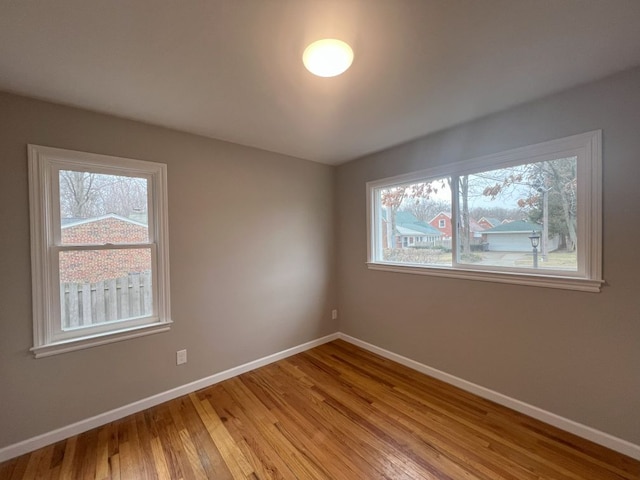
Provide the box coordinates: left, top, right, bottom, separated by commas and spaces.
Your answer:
395, 211, 442, 236
478, 217, 501, 227
428, 211, 452, 224
382, 210, 442, 236
61, 213, 148, 229
468, 219, 485, 233
483, 220, 540, 234
396, 226, 430, 236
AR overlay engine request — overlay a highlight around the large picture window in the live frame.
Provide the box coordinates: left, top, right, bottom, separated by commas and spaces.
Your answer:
367, 131, 602, 292
29, 145, 171, 357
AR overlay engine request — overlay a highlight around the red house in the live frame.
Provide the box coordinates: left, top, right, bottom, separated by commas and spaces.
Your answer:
429, 212, 453, 238
477, 216, 501, 230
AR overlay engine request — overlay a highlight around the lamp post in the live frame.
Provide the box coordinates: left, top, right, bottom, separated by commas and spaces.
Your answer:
529, 230, 540, 268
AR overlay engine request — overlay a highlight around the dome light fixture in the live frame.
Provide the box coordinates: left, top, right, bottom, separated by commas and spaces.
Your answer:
303, 39, 354, 77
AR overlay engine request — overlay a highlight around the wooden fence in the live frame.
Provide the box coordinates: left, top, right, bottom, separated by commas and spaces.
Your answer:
61, 272, 152, 328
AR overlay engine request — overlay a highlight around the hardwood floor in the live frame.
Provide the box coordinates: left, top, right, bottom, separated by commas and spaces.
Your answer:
1, 340, 638, 479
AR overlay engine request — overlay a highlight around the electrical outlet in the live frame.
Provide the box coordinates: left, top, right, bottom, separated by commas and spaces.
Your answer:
176, 349, 187, 365
332, 309, 338, 320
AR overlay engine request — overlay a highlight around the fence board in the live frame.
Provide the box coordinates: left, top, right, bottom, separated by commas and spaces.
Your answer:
130, 274, 141, 317
60, 284, 67, 329
118, 276, 129, 320
81, 283, 92, 326
94, 281, 105, 323
106, 279, 118, 322
62, 273, 152, 327
68, 283, 79, 328
142, 272, 152, 315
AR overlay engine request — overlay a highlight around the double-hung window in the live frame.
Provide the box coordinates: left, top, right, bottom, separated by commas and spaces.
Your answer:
29, 145, 171, 357
367, 131, 602, 292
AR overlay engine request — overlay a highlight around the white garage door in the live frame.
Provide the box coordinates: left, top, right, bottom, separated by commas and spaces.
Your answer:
487, 233, 531, 252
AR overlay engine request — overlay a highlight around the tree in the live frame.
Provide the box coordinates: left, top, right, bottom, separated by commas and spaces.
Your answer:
469, 206, 521, 223
59, 171, 100, 218
59, 170, 148, 221
380, 180, 446, 249
406, 198, 451, 223
481, 158, 577, 251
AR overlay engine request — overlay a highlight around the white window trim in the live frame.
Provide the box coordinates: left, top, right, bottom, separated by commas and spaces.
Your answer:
366, 131, 603, 292
28, 145, 172, 358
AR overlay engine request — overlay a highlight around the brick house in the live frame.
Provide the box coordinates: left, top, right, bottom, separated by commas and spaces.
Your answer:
477, 216, 501, 230
60, 214, 150, 283
429, 212, 453, 238
429, 212, 487, 246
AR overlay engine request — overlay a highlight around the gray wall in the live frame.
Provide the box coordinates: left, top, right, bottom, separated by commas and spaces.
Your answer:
2, 67, 639, 452
0, 92, 337, 448
336, 67, 640, 445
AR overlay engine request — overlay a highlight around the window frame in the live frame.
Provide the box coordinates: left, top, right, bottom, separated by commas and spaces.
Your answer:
28, 145, 172, 358
366, 131, 603, 292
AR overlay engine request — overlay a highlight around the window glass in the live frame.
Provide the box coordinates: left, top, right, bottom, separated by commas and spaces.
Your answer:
59, 170, 149, 244
456, 157, 577, 271
376, 177, 452, 266
59, 248, 153, 329
29, 145, 171, 357
366, 131, 602, 292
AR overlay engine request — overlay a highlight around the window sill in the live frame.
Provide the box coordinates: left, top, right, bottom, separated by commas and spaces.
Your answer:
366, 262, 603, 292
31, 320, 173, 358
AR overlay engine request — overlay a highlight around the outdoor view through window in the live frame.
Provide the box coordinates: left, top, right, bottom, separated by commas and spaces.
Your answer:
374, 157, 578, 272
59, 170, 153, 330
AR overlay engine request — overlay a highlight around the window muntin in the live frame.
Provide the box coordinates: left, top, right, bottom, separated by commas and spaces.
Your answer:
29, 145, 171, 357
367, 132, 602, 292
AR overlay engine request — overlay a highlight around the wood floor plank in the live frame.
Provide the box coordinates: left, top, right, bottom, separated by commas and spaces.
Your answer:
204, 384, 300, 480
190, 392, 254, 478
306, 345, 543, 479
1, 340, 638, 479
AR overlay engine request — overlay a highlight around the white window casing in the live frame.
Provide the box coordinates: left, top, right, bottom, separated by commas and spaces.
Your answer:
28, 145, 172, 358
366, 131, 603, 292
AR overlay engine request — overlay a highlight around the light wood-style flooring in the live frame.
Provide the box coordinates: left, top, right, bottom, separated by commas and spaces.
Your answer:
1, 340, 638, 479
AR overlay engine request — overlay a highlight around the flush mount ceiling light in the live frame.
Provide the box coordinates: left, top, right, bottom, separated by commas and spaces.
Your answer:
303, 39, 354, 77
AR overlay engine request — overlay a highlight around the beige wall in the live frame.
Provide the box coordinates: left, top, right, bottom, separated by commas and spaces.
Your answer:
0, 92, 337, 448
336, 67, 640, 445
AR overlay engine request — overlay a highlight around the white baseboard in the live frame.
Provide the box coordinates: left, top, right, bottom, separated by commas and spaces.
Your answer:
337, 333, 640, 461
0, 333, 339, 463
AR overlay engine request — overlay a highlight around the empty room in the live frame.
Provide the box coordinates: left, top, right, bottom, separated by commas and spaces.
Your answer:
1, 1, 639, 479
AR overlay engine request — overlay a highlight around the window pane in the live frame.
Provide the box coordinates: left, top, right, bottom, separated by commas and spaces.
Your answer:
59, 248, 153, 329
457, 157, 578, 271
376, 177, 452, 266
59, 170, 149, 244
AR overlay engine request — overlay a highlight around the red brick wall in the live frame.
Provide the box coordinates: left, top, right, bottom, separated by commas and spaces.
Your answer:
429, 213, 452, 238
60, 217, 150, 283
62, 217, 148, 244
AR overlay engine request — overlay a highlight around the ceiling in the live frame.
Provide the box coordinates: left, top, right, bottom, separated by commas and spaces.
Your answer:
1, 1, 640, 165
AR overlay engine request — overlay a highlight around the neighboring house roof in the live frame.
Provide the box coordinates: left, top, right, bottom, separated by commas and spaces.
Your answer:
483, 220, 540, 234
428, 211, 451, 224
61, 213, 148, 229
396, 226, 430, 236
478, 216, 501, 227
382, 210, 443, 236
468, 219, 485, 233
395, 211, 442, 236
